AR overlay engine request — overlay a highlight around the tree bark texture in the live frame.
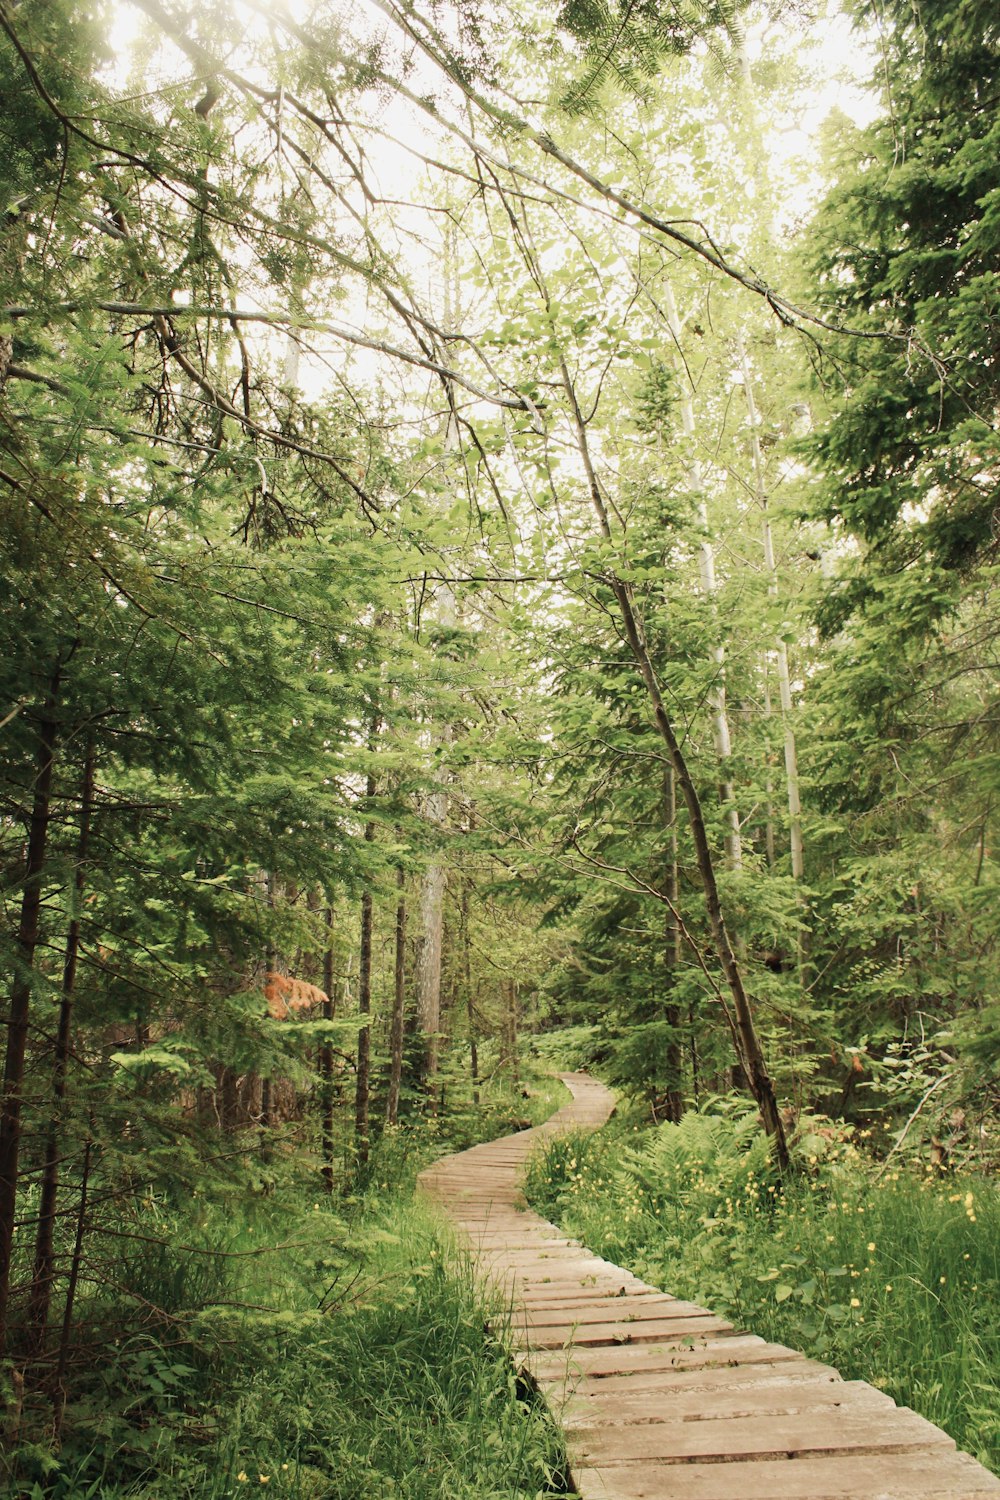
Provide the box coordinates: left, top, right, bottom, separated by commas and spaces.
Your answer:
28, 737, 94, 1351
385, 868, 406, 1127
354, 770, 377, 1165
662, 765, 684, 1124
321, 908, 336, 1191
500, 978, 520, 1083
0, 671, 60, 1351
414, 839, 446, 1087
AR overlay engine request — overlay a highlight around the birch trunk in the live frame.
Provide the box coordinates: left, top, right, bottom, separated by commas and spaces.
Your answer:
738, 338, 804, 882
662, 283, 742, 868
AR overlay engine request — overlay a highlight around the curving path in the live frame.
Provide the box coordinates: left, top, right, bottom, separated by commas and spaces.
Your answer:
418, 1072, 1000, 1500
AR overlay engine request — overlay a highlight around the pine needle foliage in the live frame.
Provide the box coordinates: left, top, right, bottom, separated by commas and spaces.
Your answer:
556, 0, 750, 111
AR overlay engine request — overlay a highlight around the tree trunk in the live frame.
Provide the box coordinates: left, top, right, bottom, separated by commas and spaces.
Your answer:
53, 1135, 91, 1439
415, 795, 447, 1088
663, 283, 742, 869
385, 868, 406, 1126
261, 877, 277, 1154
738, 337, 804, 882
500, 978, 520, 1083
0, 669, 61, 1351
558, 356, 790, 1169
662, 765, 684, 1124
355, 883, 374, 1166
461, 880, 479, 1103
354, 770, 377, 1166
320, 906, 336, 1192
762, 670, 778, 870
28, 736, 94, 1352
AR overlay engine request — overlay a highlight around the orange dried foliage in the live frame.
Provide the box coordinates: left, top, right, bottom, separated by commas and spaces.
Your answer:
264, 972, 328, 1021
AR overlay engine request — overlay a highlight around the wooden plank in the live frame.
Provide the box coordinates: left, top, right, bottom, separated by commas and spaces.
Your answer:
565, 1402, 954, 1463
521, 1296, 715, 1326
539, 1357, 841, 1403
525, 1335, 807, 1382
558, 1373, 870, 1427
570, 1451, 1000, 1499
523, 1314, 735, 1350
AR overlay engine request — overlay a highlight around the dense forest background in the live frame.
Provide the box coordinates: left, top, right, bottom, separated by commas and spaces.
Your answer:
0, 0, 998, 1490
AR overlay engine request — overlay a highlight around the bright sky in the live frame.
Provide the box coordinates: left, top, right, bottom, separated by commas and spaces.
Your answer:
103, 0, 881, 405
107, 0, 880, 199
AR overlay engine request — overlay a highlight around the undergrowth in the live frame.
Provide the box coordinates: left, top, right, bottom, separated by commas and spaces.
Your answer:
3, 1066, 572, 1498
524, 1106, 1000, 1475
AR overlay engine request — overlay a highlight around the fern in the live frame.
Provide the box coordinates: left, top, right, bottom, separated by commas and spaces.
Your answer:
615, 1109, 775, 1216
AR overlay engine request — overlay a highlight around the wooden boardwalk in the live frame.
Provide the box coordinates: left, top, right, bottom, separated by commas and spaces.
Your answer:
418, 1072, 1000, 1500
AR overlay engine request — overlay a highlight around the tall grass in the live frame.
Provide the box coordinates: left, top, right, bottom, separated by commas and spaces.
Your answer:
524, 1111, 1000, 1475
4, 1065, 573, 1498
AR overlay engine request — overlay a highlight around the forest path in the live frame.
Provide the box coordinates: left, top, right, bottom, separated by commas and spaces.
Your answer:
418, 1072, 1000, 1500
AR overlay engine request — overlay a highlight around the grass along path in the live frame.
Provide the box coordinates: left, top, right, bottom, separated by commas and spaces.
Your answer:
523, 1108, 1000, 1476
5, 1069, 574, 1498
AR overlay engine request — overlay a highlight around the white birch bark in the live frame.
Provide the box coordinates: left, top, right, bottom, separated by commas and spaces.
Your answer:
738, 337, 805, 882
413, 230, 461, 1084
662, 281, 742, 869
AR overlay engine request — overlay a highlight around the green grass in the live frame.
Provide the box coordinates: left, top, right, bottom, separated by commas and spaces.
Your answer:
524, 1110, 1000, 1475
4, 1065, 573, 1499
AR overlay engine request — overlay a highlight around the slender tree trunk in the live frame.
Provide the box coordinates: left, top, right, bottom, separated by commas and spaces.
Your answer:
321, 907, 336, 1192
53, 1134, 91, 1439
461, 880, 479, 1103
415, 790, 447, 1087
500, 978, 520, 1084
28, 737, 94, 1352
261, 876, 277, 1152
762, 671, 777, 870
220, 1068, 238, 1132
662, 766, 684, 1124
385, 868, 406, 1126
739, 338, 804, 882
558, 357, 789, 1169
688, 996, 701, 1105
415, 252, 459, 1090
663, 283, 742, 869
354, 770, 377, 1166
0, 670, 61, 1351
